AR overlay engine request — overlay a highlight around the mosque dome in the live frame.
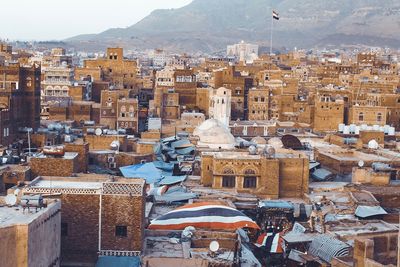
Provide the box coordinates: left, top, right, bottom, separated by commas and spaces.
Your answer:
193, 119, 236, 149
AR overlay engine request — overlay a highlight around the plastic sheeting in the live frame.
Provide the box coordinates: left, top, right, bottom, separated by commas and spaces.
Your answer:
120, 162, 172, 183
355, 205, 387, 218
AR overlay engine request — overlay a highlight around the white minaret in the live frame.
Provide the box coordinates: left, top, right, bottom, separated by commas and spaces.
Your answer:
210, 87, 231, 127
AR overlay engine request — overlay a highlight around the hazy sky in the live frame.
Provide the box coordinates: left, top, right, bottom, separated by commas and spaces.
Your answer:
0, 0, 192, 40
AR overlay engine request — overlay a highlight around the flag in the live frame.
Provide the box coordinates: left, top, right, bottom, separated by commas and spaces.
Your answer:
273, 11, 279, 20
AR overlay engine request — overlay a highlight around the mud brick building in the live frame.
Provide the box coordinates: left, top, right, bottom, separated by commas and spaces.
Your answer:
0, 165, 31, 190
0, 199, 61, 267
83, 48, 140, 92
29, 152, 79, 178
23, 175, 146, 266
0, 63, 41, 145
201, 149, 309, 199
64, 141, 89, 173
85, 134, 128, 152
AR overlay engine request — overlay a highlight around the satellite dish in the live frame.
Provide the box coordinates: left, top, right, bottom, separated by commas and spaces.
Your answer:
5, 194, 17, 206
95, 128, 103, 136
14, 188, 20, 196
358, 160, 364, 168
209, 241, 220, 253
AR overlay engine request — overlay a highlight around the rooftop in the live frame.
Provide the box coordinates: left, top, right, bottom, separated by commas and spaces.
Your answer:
0, 200, 60, 228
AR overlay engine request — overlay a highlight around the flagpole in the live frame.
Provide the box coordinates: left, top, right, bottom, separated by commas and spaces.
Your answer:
270, 10, 274, 56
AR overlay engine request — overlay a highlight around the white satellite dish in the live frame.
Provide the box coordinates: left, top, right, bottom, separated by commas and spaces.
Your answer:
358, 160, 364, 168
209, 241, 220, 253
14, 188, 20, 196
5, 194, 17, 206
95, 128, 103, 136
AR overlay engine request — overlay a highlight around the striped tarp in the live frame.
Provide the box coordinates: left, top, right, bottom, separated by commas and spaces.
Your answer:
148, 202, 260, 230
255, 233, 285, 253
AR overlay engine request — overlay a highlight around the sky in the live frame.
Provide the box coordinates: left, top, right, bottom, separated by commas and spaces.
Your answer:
0, 0, 193, 41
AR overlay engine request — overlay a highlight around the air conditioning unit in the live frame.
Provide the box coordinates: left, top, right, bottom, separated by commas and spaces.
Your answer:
107, 156, 115, 163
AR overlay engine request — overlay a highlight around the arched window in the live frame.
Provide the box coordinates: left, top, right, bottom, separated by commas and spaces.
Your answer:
358, 112, 364, 121
223, 168, 234, 175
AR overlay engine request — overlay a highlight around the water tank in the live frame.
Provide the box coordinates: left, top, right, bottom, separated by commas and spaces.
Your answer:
263, 145, 276, 158
117, 129, 127, 135
384, 125, 390, 134
87, 128, 95, 135
65, 126, 71, 134
388, 127, 395, 136
338, 124, 345, 133
64, 135, 74, 143
343, 126, 350, 135
372, 162, 392, 172
21, 195, 44, 210
349, 124, 356, 134
107, 130, 118, 135
248, 145, 257, 155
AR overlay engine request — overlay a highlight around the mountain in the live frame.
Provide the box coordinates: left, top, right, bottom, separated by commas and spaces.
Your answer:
66, 0, 400, 53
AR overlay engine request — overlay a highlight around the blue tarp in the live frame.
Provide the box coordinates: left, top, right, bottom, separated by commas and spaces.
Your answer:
120, 162, 172, 183
159, 175, 187, 185
96, 256, 140, 267
153, 161, 175, 171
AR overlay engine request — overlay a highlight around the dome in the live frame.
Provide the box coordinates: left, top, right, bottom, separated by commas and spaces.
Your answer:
251, 136, 267, 145
193, 119, 236, 149
267, 137, 283, 149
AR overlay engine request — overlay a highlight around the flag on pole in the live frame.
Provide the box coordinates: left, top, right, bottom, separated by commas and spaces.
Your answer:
272, 10, 279, 20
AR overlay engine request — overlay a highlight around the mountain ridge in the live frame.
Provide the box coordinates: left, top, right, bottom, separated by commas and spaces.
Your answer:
66, 0, 400, 53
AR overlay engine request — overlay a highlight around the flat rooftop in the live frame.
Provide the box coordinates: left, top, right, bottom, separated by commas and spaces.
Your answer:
203, 149, 306, 160
0, 200, 59, 228
318, 148, 391, 162
328, 220, 398, 238
33, 152, 79, 160
30, 180, 102, 190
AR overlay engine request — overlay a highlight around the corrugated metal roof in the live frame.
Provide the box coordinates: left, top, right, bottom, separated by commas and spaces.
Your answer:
355, 205, 387, 218
308, 234, 350, 263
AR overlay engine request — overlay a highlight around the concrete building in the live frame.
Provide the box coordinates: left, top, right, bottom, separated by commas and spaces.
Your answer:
0, 199, 61, 267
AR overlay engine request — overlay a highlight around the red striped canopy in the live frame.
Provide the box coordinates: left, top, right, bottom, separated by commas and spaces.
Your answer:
255, 232, 285, 253
148, 202, 260, 230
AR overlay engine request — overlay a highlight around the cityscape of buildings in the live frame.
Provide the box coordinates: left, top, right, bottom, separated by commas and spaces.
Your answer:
1, 10, 400, 267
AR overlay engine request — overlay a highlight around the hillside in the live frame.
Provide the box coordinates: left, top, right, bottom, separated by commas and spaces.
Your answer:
66, 0, 400, 53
